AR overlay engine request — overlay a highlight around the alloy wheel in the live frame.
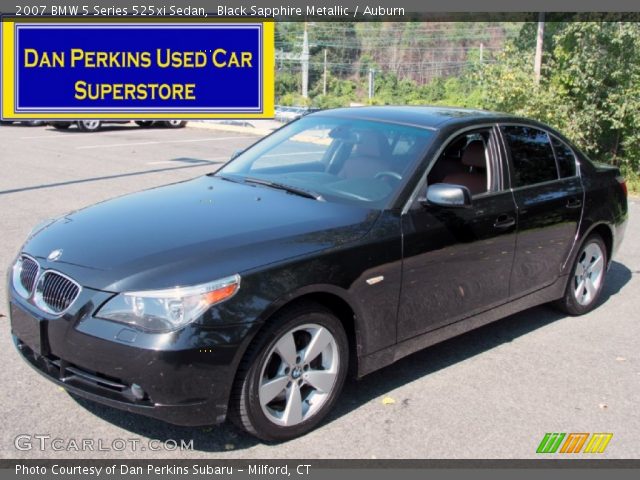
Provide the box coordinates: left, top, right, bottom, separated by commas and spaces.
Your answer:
573, 241, 605, 306
258, 323, 339, 427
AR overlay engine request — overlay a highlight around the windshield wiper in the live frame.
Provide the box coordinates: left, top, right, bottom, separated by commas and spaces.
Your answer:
243, 177, 324, 201
215, 174, 244, 184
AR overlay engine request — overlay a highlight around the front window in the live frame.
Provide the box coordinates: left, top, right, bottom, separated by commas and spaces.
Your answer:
427, 128, 495, 196
217, 116, 434, 208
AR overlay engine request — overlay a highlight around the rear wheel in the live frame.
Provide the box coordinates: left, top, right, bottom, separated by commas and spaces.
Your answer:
76, 120, 101, 132
230, 303, 348, 441
554, 234, 607, 315
162, 120, 187, 128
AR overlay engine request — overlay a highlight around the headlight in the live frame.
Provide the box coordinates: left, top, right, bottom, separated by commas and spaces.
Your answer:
96, 274, 240, 333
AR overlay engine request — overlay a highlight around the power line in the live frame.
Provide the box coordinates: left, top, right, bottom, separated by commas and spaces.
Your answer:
277, 42, 502, 52
274, 21, 511, 93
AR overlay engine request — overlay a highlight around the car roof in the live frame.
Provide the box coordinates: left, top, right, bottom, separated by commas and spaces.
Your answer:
312, 105, 523, 131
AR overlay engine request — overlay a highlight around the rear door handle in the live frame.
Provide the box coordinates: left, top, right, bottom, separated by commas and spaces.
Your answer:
494, 214, 516, 229
566, 198, 582, 209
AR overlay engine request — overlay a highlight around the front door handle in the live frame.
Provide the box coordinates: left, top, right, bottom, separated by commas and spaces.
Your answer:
566, 198, 582, 209
494, 214, 516, 229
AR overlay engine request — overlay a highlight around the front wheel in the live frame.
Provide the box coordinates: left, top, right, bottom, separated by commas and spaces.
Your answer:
76, 120, 102, 132
230, 303, 348, 441
554, 234, 608, 315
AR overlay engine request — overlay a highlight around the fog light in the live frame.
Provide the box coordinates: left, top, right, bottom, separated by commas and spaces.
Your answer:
131, 383, 145, 400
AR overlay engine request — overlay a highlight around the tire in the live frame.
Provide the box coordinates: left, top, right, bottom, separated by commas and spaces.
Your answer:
49, 122, 71, 130
554, 234, 608, 315
229, 302, 348, 441
135, 121, 153, 128
76, 120, 101, 132
24, 121, 45, 126
162, 120, 187, 128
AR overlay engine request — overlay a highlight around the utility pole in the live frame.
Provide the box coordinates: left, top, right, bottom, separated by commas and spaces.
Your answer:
368, 68, 375, 100
534, 13, 545, 85
301, 23, 309, 98
323, 48, 327, 95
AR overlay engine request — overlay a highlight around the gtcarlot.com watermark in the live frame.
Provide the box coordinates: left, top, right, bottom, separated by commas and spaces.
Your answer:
15, 434, 194, 453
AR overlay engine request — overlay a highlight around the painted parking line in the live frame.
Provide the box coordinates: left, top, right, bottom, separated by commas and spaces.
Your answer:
21, 129, 212, 140
19, 134, 63, 139
146, 156, 227, 165
76, 135, 256, 150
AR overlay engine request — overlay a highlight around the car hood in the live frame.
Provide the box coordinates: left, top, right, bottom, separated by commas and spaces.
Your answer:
23, 176, 379, 291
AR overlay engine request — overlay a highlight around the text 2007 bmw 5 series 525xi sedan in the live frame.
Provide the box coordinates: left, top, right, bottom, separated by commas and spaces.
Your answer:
8, 107, 628, 441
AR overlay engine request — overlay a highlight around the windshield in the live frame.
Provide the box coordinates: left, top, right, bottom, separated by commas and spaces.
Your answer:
217, 116, 434, 208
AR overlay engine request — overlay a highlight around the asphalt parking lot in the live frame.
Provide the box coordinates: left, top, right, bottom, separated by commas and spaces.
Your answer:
1, 122, 638, 459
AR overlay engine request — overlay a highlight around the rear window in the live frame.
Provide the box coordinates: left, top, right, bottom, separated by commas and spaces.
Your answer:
502, 126, 559, 187
551, 136, 577, 178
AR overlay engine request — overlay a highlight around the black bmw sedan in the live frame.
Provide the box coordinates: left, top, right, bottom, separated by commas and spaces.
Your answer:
9, 107, 628, 441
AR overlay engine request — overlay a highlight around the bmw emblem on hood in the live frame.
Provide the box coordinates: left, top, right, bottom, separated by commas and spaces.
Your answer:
47, 249, 63, 262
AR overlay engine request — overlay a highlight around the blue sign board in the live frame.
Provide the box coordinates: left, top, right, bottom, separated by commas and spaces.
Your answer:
2, 20, 274, 119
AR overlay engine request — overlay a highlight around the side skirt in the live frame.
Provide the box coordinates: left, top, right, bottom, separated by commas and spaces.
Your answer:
357, 275, 567, 377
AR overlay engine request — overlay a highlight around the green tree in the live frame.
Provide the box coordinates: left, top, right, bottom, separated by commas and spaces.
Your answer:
551, 22, 640, 170
479, 21, 640, 175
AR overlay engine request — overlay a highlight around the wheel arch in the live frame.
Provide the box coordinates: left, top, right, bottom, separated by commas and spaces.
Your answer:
553, 220, 613, 315
581, 222, 614, 266
241, 285, 363, 379
564, 220, 615, 274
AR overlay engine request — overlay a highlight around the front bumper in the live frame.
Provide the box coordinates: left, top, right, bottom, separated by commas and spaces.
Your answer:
9, 286, 258, 427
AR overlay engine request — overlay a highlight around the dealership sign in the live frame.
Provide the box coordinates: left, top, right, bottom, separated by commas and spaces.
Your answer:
0, 18, 275, 119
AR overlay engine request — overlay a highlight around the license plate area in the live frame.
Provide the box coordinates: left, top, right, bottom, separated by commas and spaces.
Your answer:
10, 302, 48, 356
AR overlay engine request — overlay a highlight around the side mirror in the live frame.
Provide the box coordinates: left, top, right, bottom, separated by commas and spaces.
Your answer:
419, 183, 472, 208
230, 149, 244, 161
